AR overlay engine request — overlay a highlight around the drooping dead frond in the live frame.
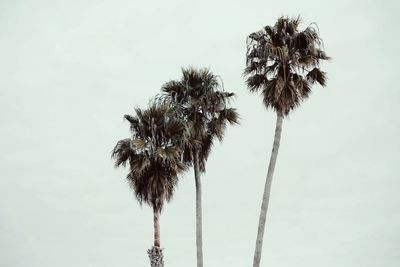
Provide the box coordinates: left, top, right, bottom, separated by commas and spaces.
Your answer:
306, 68, 327, 86
112, 138, 132, 167
246, 74, 267, 92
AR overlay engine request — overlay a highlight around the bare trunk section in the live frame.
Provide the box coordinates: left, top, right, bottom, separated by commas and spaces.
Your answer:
194, 151, 203, 267
153, 206, 160, 248
148, 207, 164, 267
253, 112, 284, 267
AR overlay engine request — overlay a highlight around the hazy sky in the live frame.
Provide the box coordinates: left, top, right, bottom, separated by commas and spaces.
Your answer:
1, 0, 399, 266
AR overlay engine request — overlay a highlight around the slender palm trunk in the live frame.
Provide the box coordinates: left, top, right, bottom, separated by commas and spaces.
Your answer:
153, 206, 161, 248
253, 112, 284, 267
148, 206, 164, 267
193, 151, 203, 267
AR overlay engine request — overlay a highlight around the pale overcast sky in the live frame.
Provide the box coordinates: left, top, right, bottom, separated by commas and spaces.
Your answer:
1, 0, 399, 266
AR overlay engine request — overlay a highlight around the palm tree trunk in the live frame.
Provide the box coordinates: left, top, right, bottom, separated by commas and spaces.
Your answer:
148, 206, 164, 267
193, 150, 203, 267
253, 112, 284, 267
153, 206, 161, 248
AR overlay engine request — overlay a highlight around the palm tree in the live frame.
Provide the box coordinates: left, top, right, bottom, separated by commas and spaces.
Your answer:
244, 16, 330, 267
160, 67, 239, 267
112, 103, 187, 267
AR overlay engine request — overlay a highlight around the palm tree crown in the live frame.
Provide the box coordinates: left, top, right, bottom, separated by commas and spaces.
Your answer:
112, 103, 187, 210
245, 16, 330, 115
160, 67, 239, 171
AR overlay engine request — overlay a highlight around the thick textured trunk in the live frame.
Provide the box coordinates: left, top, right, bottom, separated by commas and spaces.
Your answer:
147, 246, 164, 267
194, 151, 203, 267
148, 207, 164, 267
253, 112, 284, 267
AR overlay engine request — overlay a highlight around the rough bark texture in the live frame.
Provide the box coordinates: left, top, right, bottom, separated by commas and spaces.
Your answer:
253, 112, 284, 267
194, 151, 203, 267
153, 206, 160, 248
147, 246, 164, 267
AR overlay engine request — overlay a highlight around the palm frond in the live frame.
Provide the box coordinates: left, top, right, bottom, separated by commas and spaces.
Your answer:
306, 68, 327, 86
219, 108, 239, 125
246, 74, 267, 92
111, 138, 132, 167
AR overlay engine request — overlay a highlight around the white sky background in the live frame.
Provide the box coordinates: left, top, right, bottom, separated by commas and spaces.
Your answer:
1, 0, 399, 266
